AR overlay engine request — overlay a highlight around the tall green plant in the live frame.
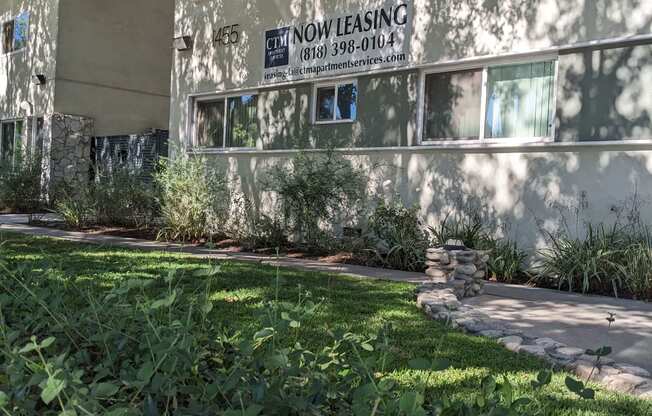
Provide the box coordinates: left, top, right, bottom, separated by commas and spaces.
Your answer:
0, 156, 43, 218
263, 150, 366, 248
155, 156, 229, 242
367, 198, 430, 272
429, 212, 491, 249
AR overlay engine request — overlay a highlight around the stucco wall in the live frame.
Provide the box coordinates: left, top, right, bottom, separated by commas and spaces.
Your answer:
55, 0, 174, 136
199, 145, 652, 250
0, 0, 59, 120
171, 0, 652, 143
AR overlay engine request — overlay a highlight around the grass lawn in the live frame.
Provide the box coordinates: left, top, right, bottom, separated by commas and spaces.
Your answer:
1, 231, 650, 415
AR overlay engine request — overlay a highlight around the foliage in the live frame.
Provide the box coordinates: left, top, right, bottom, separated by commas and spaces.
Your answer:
53, 186, 94, 229
155, 156, 229, 242
226, 192, 288, 250
263, 150, 366, 248
367, 198, 430, 272
486, 240, 529, 284
0, 233, 650, 416
53, 168, 158, 230
91, 168, 159, 228
429, 212, 491, 250
534, 222, 652, 299
0, 156, 44, 217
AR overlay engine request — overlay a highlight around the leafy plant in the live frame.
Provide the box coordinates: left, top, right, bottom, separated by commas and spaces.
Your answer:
0, 156, 44, 220
0, 250, 599, 416
263, 150, 366, 248
429, 212, 491, 249
155, 156, 229, 242
367, 198, 430, 272
486, 240, 529, 284
53, 186, 94, 229
91, 168, 159, 228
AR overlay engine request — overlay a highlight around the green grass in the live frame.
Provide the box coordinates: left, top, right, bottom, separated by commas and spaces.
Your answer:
1, 232, 650, 415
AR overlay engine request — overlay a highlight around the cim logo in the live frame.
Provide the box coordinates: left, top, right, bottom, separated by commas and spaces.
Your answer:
265, 27, 290, 68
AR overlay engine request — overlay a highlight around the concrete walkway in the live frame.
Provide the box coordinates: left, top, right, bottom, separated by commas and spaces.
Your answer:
1, 214, 651, 373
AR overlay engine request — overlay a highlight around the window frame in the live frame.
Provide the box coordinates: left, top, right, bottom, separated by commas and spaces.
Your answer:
192, 90, 260, 150
418, 55, 559, 146
2, 11, 29, 55
312, 79, 358, 125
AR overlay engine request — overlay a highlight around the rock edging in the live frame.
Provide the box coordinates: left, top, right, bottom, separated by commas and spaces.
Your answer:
415, 283, 652, 399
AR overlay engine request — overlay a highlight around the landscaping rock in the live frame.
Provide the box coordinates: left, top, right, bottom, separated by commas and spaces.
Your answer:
414, 282, 652, 399
553, 346, 585, 359
498, 336, 524, 352
602, 373, 650, 394
614, 364, 651, 378
533, 338, 566, 350
578, 354, 615, 366
518, 344, 548, 357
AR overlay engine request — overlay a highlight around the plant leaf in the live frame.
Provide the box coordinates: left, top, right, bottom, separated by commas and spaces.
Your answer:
41, 377, 66, 405
94, 382, 120, 397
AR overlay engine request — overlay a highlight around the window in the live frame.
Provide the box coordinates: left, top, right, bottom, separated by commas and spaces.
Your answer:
195, 94, 259, 148
485, 61, 555, 139
2, 12, 29, 54
422, 60, 556, 143
0, 120, 24, 165
314, 81, 357, 123
424, 69, 483, 140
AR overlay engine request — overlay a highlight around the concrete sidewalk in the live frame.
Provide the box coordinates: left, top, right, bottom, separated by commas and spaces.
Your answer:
1, 214, 651, 373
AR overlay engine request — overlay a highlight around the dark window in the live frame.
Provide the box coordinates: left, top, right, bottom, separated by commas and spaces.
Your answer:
196, 100, 225, 147
315, 81, 357, 123
2, 12, 28, 54
424, 69, 483, 140
226, 95, 258, 148
195, 94, 258, 148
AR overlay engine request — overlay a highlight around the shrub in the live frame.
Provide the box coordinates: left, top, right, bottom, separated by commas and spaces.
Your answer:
54, 187, 94, 229
227, 192, 288, 250
155, 156, 229, 242
0, 156, 44, 218
429, 212, 491, 249
263, 150, 366, 248
91, 168, 159, 228
619, 244, 652, 301
535, 224, 631, 297
367, 198, 430, 272
486, 240, 529, 284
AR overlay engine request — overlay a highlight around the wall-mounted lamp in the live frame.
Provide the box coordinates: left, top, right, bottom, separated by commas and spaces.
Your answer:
173, 36, 193, 51
32, 74, 47, 86
20, 100, 33, 115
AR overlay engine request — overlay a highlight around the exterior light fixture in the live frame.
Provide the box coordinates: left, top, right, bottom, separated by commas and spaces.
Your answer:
32, 74, 47, 85
173, 36, 192, 51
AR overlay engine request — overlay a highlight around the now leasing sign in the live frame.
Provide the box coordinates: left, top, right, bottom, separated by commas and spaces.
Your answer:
262, 0, 412, 84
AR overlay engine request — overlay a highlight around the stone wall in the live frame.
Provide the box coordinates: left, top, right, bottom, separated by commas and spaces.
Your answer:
41, 113, 94, 198
425, 244, 489, 299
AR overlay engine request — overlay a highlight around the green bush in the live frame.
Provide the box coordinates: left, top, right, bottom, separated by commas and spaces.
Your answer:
534, 223, 651, 298
0, 156, 43, 217
0, 257, 595, 415
486, 240, 529, 284
429, 212, 491, 249
155, 157, 229, 242
54, 186, 94, 229
227, 193, 288, 250
367, 198, 430, 272
53, 168, 158, 230
263, 151, 365, 248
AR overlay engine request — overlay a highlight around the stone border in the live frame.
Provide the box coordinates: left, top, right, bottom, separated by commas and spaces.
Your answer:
416, 283, 652, 399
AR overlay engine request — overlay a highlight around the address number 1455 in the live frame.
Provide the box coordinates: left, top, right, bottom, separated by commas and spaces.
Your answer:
213, 24, 240, 47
